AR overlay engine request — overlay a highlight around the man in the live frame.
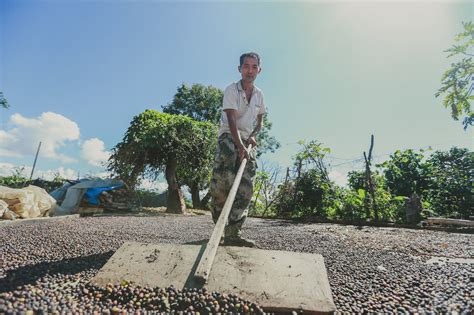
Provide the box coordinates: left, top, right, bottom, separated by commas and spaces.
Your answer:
209, 52, 266, 247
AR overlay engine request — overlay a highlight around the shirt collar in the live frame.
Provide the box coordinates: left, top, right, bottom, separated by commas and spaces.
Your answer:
236, 80, 243, 91
237, 80, 256, 95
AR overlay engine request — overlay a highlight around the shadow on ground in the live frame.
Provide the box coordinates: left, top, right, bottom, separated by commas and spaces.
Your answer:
0, 251, 114, 292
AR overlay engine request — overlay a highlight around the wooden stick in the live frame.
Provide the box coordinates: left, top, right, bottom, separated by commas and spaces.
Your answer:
194, 145, 252, 284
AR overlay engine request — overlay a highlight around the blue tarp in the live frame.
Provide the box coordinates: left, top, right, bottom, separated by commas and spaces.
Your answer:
50, 179, 86, 201
83, 183, 124, 205
50, 179, 125, 211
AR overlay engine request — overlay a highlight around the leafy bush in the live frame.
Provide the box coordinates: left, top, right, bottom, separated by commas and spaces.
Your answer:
0, 168, 66, 192
378, 149, 429, 197
337, 189, 366, 220
424, 147, 473, 218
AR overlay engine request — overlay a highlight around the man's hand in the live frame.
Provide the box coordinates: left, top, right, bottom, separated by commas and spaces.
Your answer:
238, 144, 250, 162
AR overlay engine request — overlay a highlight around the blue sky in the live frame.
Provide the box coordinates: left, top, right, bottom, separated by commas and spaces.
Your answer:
0, 0, 472, 187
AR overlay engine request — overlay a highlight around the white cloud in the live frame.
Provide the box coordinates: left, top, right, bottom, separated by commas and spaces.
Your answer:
0, 131, 20, 157
0, 162, 25, 177
36, 167, 78, 181
0, 112, 80, 163
0, 163, 77, 181
81, 138, 111, 167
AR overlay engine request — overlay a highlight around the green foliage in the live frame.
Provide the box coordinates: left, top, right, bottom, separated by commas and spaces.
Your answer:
424, 147, 473, 218
274, 140, 337, 217
376, 147, 473, 220
184, 197, 194, 209
160, 84, 223, 207
267, 143, 471, 224
249, 171, 267, 216
162, 83, 224, 123
347, 170, 366, 191
347, 170, 386, 191
0, 167, 26, 188
108, 110, 217, 189
337, 188, 367, 220
338, 182, 407, 223
293, 140, 331, 181
255, 115, 281, 158
378, 149, 429, 197
436, 21, 474, 129
293, 169, 331, 216
0, 91, 9, 109
272, 181, 296, 215
374, 189, 406, 223
346, 169, 400, 221
295, 140, 330, 166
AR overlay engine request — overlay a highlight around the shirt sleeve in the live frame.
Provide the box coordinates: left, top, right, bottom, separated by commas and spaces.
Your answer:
222, 84, 238, 110
258, 91, 266, 115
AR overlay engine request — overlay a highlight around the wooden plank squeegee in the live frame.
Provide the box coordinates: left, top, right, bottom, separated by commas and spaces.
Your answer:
194, 144, 252, 284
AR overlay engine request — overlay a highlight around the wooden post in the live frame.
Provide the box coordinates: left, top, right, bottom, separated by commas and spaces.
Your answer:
29, 141, 42, 181
194, 145, 252, 284
363, 135, 378, 221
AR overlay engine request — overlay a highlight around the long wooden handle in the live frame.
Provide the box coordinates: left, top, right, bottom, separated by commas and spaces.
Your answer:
194, 144, 252, 284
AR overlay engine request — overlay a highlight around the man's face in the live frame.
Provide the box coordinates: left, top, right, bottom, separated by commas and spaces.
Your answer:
239, 57, 261, 83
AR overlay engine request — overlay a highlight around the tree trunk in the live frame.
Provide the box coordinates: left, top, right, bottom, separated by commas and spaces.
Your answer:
165, 157, 186, 214
190, 181, 201, 209
201, 191, 211, 210
292, 159, 303, 209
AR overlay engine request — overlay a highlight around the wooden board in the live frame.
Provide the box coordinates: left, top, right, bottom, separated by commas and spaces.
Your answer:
92, 242, 335, 314
427, 217, 474, 227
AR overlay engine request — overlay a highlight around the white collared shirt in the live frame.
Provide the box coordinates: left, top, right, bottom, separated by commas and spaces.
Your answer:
218, 81, 266, 140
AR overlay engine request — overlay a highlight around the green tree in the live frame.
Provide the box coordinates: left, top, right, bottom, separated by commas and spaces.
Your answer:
378, 149, 429, 197
162, 84, 222, 207
255, 115, 280, 158
163, 83, 280, 157
424, 147, 473, 218
176, 139, 216, 209
294, 169, 332, 216
108, 110, 217, 213
436, 21, 474, 129
274, 140, 337, 217
0, 92, 9, 109
162, 83, 224, 124
294, 140, 331, 182
347, 169, 387, 191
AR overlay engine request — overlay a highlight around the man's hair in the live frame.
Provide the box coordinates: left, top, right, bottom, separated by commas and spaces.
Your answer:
239, 52, 261, 67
